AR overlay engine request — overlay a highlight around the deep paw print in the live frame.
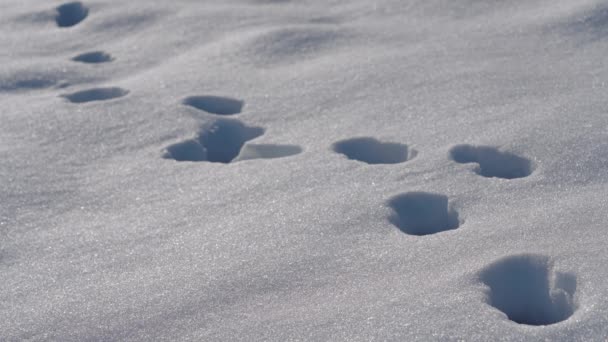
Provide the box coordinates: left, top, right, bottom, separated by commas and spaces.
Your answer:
164, 96, 303, 163
55, 2, 88, 28
333, 137, 416, 165
387, 192, 460, 236
72, 51, 114, 64
479, 254, 577, 326
450, 144, 533, 179
163, 119, 264, 163
61, 87, 129, 103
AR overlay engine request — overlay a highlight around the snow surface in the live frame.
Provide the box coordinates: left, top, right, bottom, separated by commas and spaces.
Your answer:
2, 0, 608, 340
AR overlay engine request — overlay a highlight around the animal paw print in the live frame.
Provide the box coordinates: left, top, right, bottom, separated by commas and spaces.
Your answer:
61, 87, 128, 103
163, 119, 264, 163
333, 137, 416, 165
479, 254, 577, 326
450, 144, 533, 179
72, 51, 114, 64
164, 96, 302, 163
387, 192, 460, 236
55, 2, 88, 28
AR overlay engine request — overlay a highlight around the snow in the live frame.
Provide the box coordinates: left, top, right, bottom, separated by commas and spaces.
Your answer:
2, 0, 608, 340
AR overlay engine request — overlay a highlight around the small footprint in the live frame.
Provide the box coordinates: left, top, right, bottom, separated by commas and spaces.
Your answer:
55, 2, 88, 28
0, 67, 76, 92
234, 144, 302, 161
72, 51, 113, 64
333, 137, 415, 165
450, 144, 533, 179
479, 254, 577, 326
61, 87, 128, 103
0, 78, 57, 92
388, 192, 460, 236
163, 119, 264, 163
182, 96, 244, 116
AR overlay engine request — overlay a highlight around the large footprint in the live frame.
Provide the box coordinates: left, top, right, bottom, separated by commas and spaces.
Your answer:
333, 137, 416, 165
387, 192, 460, 236
61, 87, 129, 103
163, 119, 264, 163
479, 254, 577, 326
72, 51, 114, 64
55, 1, 89, 28
450, 144, 533, 179
164, 120, 304, 163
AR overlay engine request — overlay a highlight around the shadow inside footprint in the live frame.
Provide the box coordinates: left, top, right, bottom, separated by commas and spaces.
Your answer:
164, 120, 264, 163
183, 96, 244, 115
72, 51, 113, 63
56, 1, 88, 28
388, 192, 460, 236
333, 137, 414, 165
480, 254, 577, 326
450, 145, 533, 179
61, 87, 128, 103
234, 144, 302, 161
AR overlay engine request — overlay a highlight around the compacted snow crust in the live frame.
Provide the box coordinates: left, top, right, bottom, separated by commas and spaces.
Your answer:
2, 0, 608, 340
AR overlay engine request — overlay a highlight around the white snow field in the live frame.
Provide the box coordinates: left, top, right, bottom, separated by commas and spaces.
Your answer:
2, 0, 608, 340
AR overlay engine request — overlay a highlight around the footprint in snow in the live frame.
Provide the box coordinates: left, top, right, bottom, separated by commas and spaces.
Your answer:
387, 192, 460, 236
164, 119, 303, 163
479, 254, 577, 326
72, 51, 113, 64
55, 1, 88, 28
0, 78, 59, 92
450, 144, 533, 179
163, 119, 264, 164
182, 96, 244, 116
61, 87, 128, 103
333, 137, 416, 165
